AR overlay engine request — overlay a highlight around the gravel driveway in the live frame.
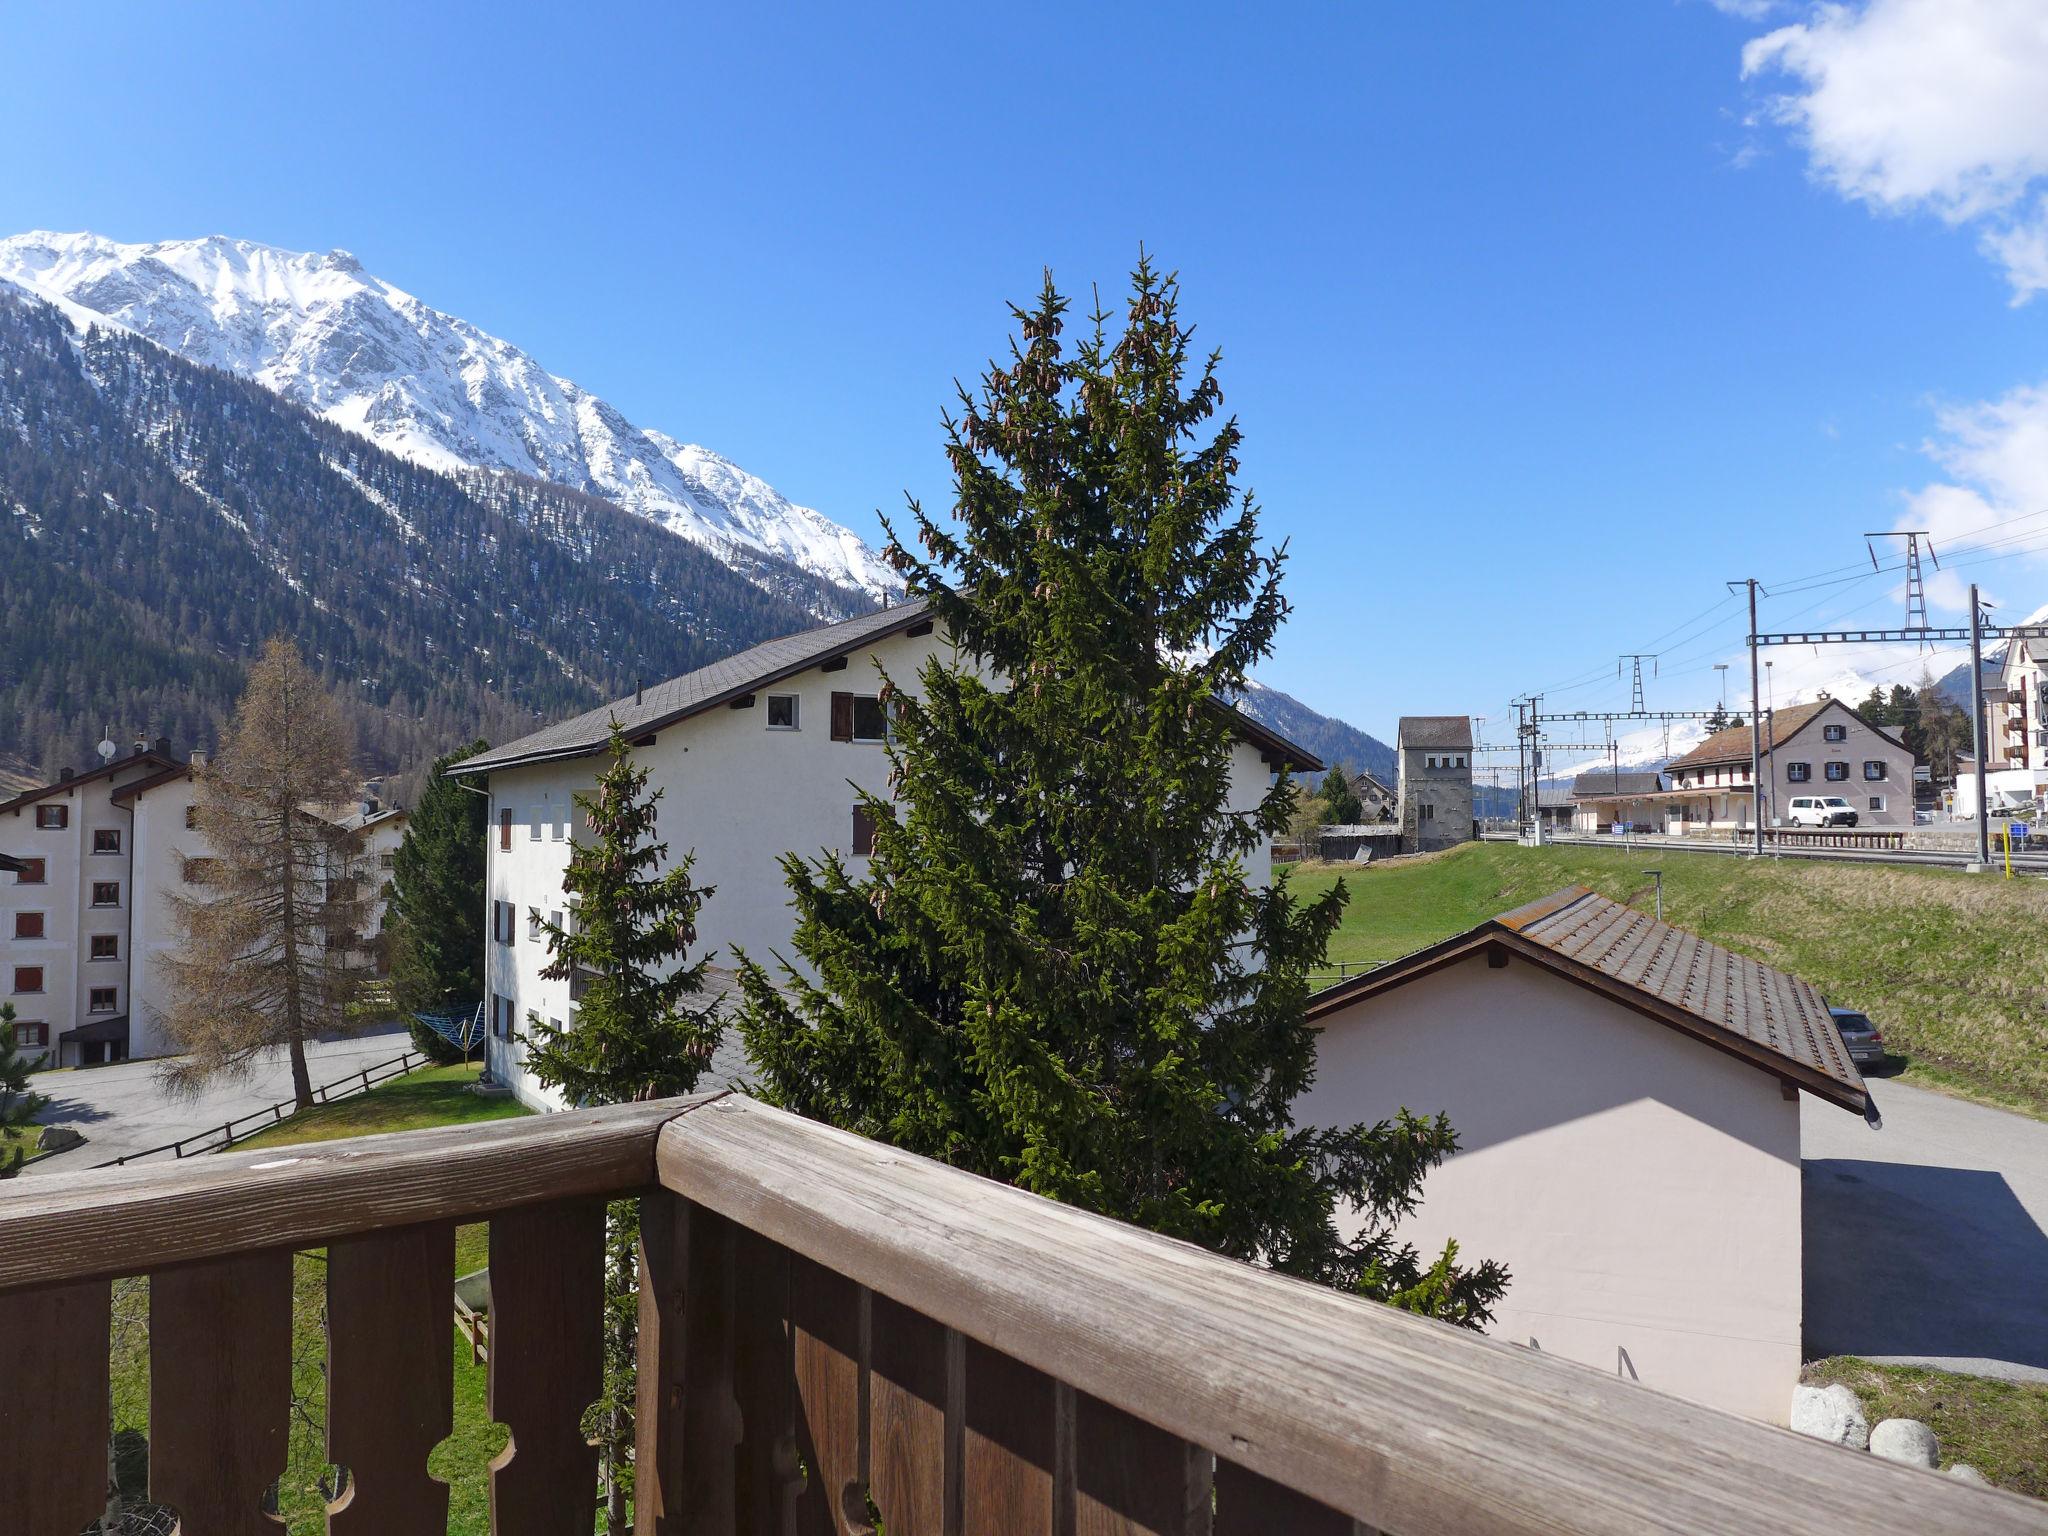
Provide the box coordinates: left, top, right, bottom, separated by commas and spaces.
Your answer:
13, 1024, 416, 1177
1804, 1075, 2048, 1383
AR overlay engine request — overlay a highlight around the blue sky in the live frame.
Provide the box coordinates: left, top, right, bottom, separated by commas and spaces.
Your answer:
5, 0, 2046, 749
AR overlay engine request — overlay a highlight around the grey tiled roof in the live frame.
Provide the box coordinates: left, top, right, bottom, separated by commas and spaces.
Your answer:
1398, 716, 1473, 750
1497, 887, 1864, 1104
453, 601, 935, 775
1569, 770, 1664, 799
452, 597, 1322, 776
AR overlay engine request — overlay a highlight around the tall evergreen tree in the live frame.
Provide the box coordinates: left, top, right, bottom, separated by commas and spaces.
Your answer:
0, 1001, 48, 1178
1858, 686, 1890, 727
1320, 760, 1364, 824
522, 723, 725, 1535
386, 739, 491, 1060
735, 260, 1507, 1322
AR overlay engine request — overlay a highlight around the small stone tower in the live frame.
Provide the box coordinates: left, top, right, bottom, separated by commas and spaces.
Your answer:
1397, 716, 1474, 853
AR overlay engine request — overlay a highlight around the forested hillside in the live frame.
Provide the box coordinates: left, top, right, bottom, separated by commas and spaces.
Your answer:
0, 291, 855, 779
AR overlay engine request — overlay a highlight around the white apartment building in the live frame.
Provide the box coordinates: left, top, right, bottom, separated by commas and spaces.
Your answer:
450, 600, 1319, 1111
2, 748, 407, 1067
1, 740, 180, 1066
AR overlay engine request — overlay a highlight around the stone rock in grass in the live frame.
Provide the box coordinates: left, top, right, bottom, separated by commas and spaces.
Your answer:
1869, 1417, 1939, 1468
1790, 1383, 1870, 1451
1949, 1463, 1988, 1485
35, 1124, 84, 1153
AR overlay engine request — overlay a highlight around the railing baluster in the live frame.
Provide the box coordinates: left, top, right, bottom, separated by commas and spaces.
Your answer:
791, 1255, 865, 1534
0, 1279, 109, 1532
488, 1199, 605, 1534
962, 1339, 1057, 1533
869, 1296, 953, 1535
733, 1226, 800, 1531
1076, 1394, 1212, 1536
636, 1188, 685, 1536
328, 1221, 455, 1534
150, 1250, 293, 1532
1215, 1460, 1370, 1535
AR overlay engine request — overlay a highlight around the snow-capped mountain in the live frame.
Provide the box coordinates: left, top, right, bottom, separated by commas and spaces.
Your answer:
0, 231, 896, 599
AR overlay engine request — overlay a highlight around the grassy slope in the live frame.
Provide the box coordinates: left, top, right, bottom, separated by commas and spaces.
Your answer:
1804, 1358, 2048, 1499
1289, 842, 2048, 1115
234, 1061, 525, 1148
110, 1064, 528, 1534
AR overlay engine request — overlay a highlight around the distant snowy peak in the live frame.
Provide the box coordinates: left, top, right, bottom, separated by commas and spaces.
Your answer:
0, 231, 896, 599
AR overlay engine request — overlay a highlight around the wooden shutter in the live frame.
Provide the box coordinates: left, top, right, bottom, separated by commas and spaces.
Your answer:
851, 805, 875, 857
500, 808, 513, 850
830, 692, 854, 742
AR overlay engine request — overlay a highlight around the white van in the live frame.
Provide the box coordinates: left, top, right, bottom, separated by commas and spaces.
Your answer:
1787, 795, 1858, 828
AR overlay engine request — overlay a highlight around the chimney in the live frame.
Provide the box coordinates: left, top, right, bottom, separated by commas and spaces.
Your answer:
155, 736, 171, 757
59, 767, 73, 781
190, 751, 207, 769
635, 678, 644, 706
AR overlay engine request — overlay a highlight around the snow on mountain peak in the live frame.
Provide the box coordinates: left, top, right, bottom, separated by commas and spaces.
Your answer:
0, 230, 896, 598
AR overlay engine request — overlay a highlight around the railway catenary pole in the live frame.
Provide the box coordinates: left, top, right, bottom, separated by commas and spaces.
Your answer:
1971, 583, 1990, 869
1732, 577, 1764, 857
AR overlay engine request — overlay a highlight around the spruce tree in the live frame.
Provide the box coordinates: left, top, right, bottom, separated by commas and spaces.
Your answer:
386, 739, 490, 1060
521, 722, 725, 1534
0, 1002, 49, 1177
735, 260, 1507, 1322
1320, 760, 1364, 824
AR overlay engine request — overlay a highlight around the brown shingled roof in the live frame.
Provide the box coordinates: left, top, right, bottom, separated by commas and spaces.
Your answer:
1306, 885, 1867, 1113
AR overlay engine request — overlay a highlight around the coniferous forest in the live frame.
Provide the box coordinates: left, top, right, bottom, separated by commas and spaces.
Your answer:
0, 290, 866, 784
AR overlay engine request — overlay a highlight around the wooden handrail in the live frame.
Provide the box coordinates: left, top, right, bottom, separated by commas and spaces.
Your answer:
652, 1095, 2048, 1536
0, 1094, 724, 1292
2, 1092, 2042, 1533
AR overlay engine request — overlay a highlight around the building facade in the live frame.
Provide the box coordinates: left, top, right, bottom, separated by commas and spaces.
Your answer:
1570, 699, 1916, 834
1396, 717, 1474, 853
453, 601, 1319, 1111
1295, 887, 1867, 1423
2, 748, 404, 1067
0, 742, 179, 1065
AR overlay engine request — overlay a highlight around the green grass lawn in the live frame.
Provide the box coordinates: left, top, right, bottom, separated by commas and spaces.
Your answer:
109, 1063, 530, 1533
1804, 1358, 2048, 1498
1288, 841, 2048, 1116
234, 1060, 524, 1148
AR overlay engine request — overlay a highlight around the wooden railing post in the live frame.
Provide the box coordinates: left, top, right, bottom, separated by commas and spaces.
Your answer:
489, 1199, 606, 1534
150, 1249, 294, 1532
0, 1279, 110, 1533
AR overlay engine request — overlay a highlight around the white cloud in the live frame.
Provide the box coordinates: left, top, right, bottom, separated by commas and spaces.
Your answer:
1741, 0, 2048, 300
1897, 378, 2048, 611
1710, 0, 1786, 20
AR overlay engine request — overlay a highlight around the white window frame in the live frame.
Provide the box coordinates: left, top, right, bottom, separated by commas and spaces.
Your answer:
766, 693, 800, 731
850, 695, 888, 744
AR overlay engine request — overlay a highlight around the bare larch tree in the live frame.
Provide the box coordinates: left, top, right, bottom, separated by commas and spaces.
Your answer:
158, 638, 368, 1108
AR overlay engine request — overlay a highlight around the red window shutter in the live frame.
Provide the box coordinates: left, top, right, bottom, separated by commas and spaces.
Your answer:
499, 809, 512, 850
852, 805, 874, 856
14, 912, 42, 940
830, 691, 854, 742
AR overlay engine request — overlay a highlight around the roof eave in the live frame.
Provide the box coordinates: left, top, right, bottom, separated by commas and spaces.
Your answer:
1304, 917, 1869, 1115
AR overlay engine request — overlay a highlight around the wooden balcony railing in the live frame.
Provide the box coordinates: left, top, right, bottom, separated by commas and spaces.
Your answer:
3, 1091, 2044, 1534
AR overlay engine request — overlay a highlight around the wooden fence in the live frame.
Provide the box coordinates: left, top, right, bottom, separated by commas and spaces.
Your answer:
1, 1093, 2041, 1533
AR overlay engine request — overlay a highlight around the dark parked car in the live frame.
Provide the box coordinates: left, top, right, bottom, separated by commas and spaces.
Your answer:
1828, 1007, 1887, 1067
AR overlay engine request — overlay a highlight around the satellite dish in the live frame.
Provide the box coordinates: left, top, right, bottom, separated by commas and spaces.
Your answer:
97, 734, 117, 763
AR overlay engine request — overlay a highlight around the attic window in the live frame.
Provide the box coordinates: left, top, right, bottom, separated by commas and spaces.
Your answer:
1823, 724, 1846, 742
35, 805, 67, 830
766, 694, 799, 730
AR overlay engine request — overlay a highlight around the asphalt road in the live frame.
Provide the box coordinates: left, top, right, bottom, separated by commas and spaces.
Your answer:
1803, 1074, 2048, 1383
14, 1024, 414, 1175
